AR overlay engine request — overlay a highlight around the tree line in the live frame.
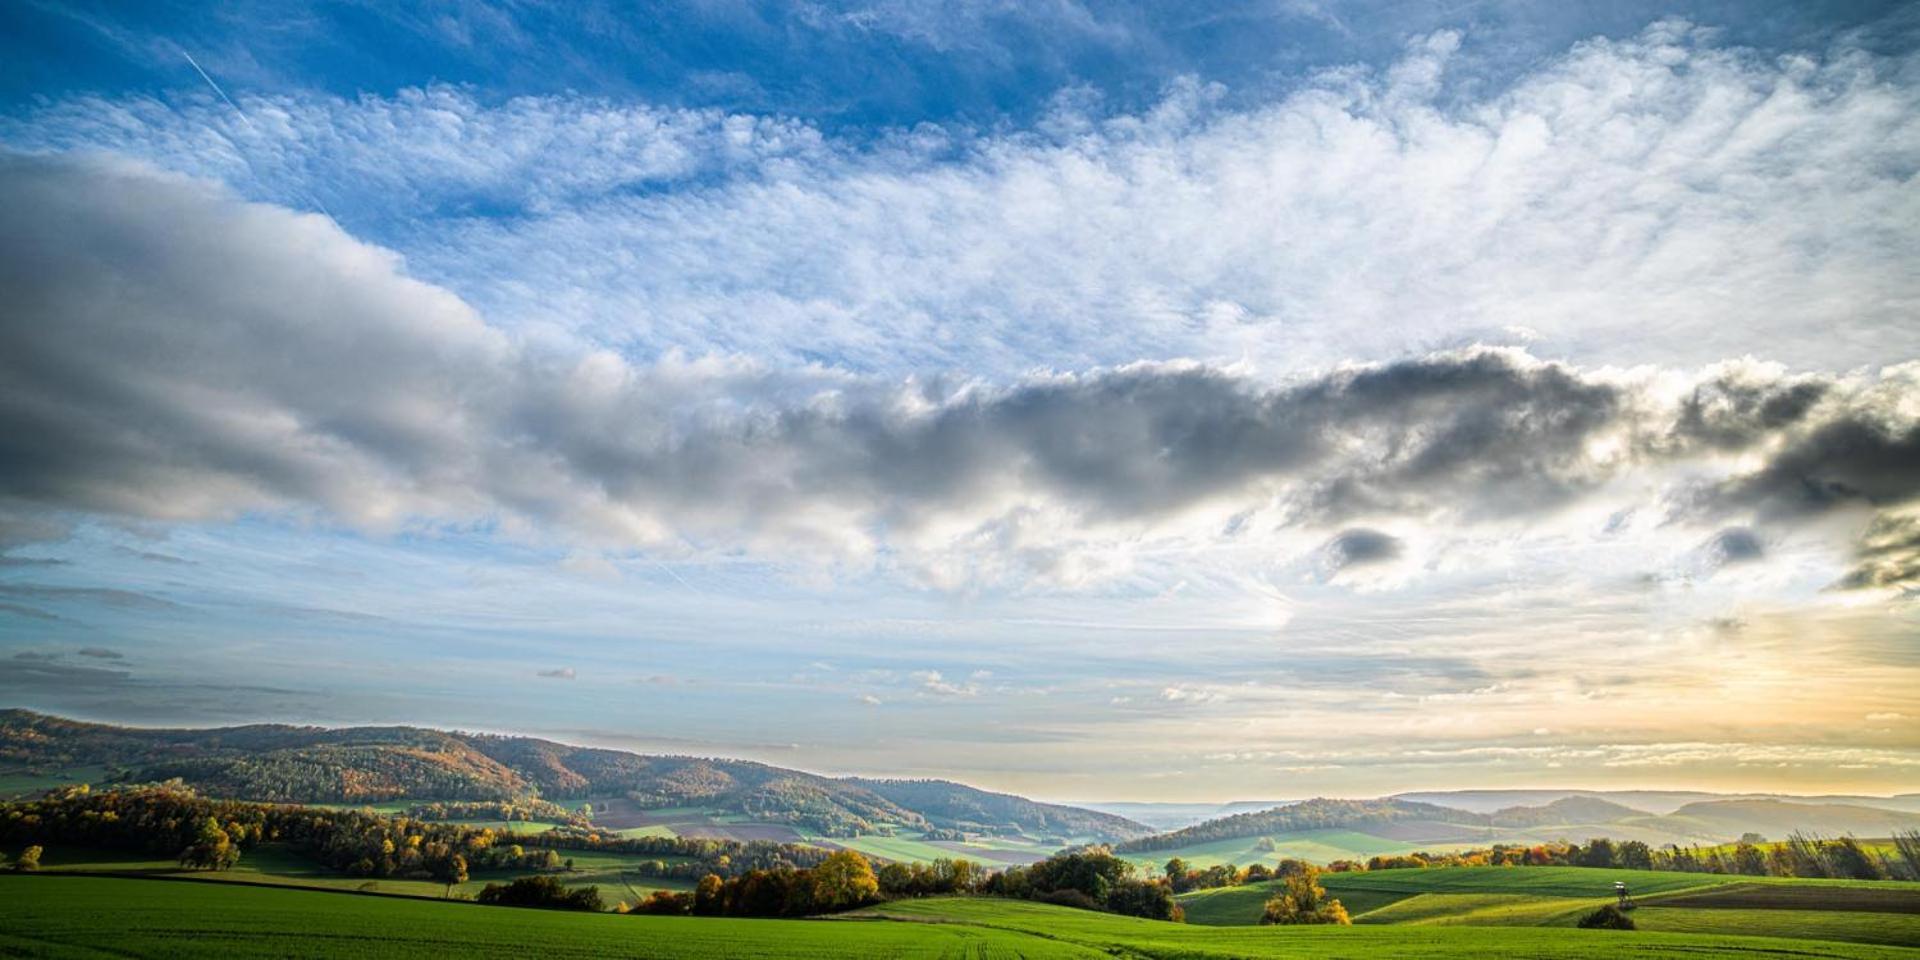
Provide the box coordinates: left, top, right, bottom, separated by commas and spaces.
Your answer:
0, 784, 826, 888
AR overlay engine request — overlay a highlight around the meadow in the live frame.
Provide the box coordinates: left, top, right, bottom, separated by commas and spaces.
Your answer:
1174, 865, 1920, 946
4, 874, 1915, 959
35, 842, 691, 903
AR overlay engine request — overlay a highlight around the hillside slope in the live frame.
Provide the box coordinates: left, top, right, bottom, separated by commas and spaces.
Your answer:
1114, 798, 1489, 853
0, 709, 1146, 841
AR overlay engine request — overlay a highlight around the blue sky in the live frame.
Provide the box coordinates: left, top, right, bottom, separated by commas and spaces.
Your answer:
2, 1, 1918, 801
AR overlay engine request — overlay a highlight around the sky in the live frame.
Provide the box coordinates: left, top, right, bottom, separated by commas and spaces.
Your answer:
1, 0, 1918, 803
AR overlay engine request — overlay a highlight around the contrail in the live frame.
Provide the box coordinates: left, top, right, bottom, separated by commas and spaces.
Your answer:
181, 51, 249, 125
179, 47, 337, 223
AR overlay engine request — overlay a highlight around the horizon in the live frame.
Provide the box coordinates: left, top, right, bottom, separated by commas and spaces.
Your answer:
3, 1, 1919, 806
9, 705, 1916, 806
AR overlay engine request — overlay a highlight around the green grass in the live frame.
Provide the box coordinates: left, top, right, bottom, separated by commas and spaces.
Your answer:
1632, 908, 1920, 948
35, 843, 690, 905
1122, 829, 1473, 871
446, 818, 563, 834
7, 876, 1917, 959
0, 765, 112, 798
799, 830, 1056, 865
1178, 881, 1416, 926
1176, 865, 1920, 946
1354, 892, 1597, 926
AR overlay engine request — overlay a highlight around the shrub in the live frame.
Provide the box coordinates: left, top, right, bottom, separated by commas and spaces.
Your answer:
1577, 905, 1636, 930
475, 875, 604, 911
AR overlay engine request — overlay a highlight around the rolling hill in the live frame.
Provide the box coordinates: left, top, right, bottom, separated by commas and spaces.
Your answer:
1114, 793, 1920, 868
8, 873, 1919, 958
0, 709, 1146, 842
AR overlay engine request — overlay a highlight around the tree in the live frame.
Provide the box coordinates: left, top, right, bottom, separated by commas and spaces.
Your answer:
1577, 838, 1617, 868
475, 875, 604, 911
433, 853, 468, 897
1107, 879, 1181, 920
694, 873, 726, 915
1825, 837, 1885, 881
14, 845, 42, 872
1259, 867, 1350, 926
809, 851, 879, 912
1616, 840, 1653, 871
179, 817, 239, 871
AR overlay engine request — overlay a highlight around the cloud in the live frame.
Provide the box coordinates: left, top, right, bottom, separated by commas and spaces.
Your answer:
0, 583, 179, 611
913, 670, 979, 697
1703, 527, 1765, 568
1323, 528, 1403, 570
0, 154, 1916, 591
536, 667, 577, 680
4, 22, 1916, 381
75, 646, 123, 659
1836, 514, 1920, 592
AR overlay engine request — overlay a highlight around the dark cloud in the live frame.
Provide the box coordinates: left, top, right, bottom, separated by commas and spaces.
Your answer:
0, 154, 1916, 590
0, 657, 131, 690
1668, 374, 1829, 452
0, 602, 60, 621
76, 646, 123, 659
12, 650, 60, 662
1324, 528, 1403, 570
1703, 416, 1920, 520
1705, 527, 1765, 567
1834, 514, 1920, 592
0, 584, 178, 611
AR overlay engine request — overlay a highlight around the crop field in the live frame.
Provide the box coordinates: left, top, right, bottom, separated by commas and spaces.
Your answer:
1174, 865, 1920, 947
1650, 883, 1920, 913
0, 765, 113, 798
805, 829, 1059, 866
1119, 828, 1484, 871
33, 843, 691, 904
1179, 881, 1417, 925
1632, 908, 1920, 948
6, 875, 1918, 959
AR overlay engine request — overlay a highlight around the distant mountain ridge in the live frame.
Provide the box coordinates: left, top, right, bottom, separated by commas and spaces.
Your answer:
1114, 797, 1489, 853
1395, 788, 1920, 816
0, 709, 1147, 842
1114, 792, 1920, 856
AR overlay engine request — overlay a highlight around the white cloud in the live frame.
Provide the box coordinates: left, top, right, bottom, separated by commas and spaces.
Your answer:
913, 670, 980, 697
4, 22, 1915, 381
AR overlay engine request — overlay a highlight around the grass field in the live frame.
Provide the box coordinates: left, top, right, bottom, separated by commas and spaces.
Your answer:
34, 843, 691, 904
1120, 828, 1479, 871
6, 875, 1917, 959
1173, 865, 1920, 947
806, 829, 1059, 866
0, 765, 112, 798
1632, 908, 1920, 948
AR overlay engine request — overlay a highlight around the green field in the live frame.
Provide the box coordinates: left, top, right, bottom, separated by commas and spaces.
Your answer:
5, 875, 1917, 959
1121, 828, 1482, 871
1174, 865, 1920, 947
0, 765, 112, 798
34, 843, 690, 904
804, 829, 1058, 866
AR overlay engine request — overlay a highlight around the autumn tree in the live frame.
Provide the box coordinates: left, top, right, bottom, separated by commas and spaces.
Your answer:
433, 853, 468, 897
179, 817, 239, 870
1259, 867, 1350, 926
14, 845, 42, 871
809, 850, 879, 912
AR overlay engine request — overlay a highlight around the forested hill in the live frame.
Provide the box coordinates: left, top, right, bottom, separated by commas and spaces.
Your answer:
846, 778, 1145, 841
1114, 798, 1489, 853
0, 709, 1147, 841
